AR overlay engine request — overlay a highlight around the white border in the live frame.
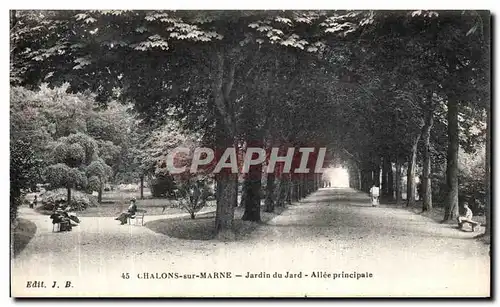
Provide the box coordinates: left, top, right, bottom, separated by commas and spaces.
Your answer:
2, 1, 498, 306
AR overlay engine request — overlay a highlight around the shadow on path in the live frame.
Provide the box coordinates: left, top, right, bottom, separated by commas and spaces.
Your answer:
253, 187, 489, 255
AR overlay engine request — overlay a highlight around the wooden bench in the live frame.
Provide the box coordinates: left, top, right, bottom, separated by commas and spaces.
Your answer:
128, 209, 147, 226
52, 221, 71, 232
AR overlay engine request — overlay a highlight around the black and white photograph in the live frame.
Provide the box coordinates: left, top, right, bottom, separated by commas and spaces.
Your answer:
9, 7, 492, 298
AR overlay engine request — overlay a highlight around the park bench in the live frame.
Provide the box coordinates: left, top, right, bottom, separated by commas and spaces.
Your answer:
52, 221, 71, 232
128, 209, 147, 226
51, 210, 79, 232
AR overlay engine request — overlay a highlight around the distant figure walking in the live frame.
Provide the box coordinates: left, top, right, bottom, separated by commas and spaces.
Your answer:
115, 198, 137, 225
457, 202, 480, 232
29, 195, 37, 209
370, 184, 380, 207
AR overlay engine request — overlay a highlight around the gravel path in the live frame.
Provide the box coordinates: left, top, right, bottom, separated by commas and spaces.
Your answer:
12, 188, 490, 297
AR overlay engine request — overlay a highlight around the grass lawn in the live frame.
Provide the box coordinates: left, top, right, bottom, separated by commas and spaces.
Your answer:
12, 218, 37, 258
145, 204, 286, 241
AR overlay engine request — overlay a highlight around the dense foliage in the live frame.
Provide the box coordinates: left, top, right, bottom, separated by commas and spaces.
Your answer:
10, 10, 490, 237
39, 188, 99, 211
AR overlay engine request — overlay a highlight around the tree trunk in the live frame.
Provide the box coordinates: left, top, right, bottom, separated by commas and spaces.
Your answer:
285, 174, 292, 205
406, 132, 421, 206
239, 178, 246, 207
303, 174, 308, 196
361, 168, 370, 192
304, 174, 309, 196
10, 186, 21, 222
308, 175, 312, 194
297, 174, 302, 199
373, 162, 381, 186
382, 156, 390, 197
215, 172, 237, 240
275, 173, 284, 207
240, 116, 263, 220
212, 50, 238, 240
264, 172, 275, 213
292, 178, 299, 201
240, 176, 249, 208
293, 178, 298, 200
368, 167, 373, 191
241, 164, 262, 221
67, 187, 72, 207
296, 176, 302, 199
387, 160, 394, 201
421, 108, 434, 212
213, 120, 237, 240
303, 174, 307, 197
443, 99, 460, 221
140, 175, 144, 200
362, 169, 367, 192
396, 158, 402, 206
348, 167, 354, 188
234, 177, 239, 208
310, 174, 315, 193
214, 121, 237, 239
357, 168, 362, 190
98, 183, 103, 203
278, 172, 291, 206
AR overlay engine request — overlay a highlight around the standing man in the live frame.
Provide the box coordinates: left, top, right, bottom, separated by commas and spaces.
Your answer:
370, 184, 380, 207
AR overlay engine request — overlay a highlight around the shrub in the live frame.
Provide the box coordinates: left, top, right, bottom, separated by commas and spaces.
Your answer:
458, 146, 486, 215
431, 146, 486, 215
40, 188, 98, 211
175, 178, 211, 219
149, 174, 177, 198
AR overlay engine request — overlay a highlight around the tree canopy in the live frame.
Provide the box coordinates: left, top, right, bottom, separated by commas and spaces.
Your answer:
10, 9, 490, 237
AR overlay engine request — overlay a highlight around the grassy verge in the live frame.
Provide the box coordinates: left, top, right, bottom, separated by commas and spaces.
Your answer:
380, 198, 486, 231
146, 204, 286, 241
11, 218, 37, 258
405, 201, 486, 226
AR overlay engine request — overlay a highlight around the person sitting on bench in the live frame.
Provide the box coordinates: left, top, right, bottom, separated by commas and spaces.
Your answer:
457, 202, 480, 232
115, 198, 137, 225
50, 208, 72, 231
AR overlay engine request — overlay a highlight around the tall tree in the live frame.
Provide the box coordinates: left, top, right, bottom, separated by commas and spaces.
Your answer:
406, 132, 421, 206
421, 93, 436, 212
10, 86, 50, 221
443, 96, 459, 220
46, 133, 99, 207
